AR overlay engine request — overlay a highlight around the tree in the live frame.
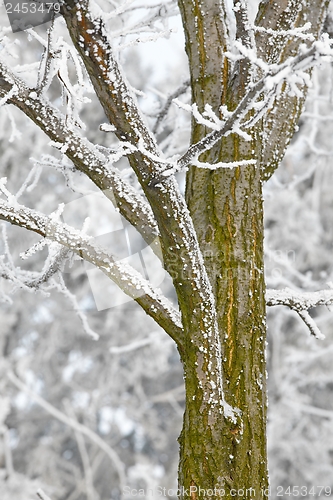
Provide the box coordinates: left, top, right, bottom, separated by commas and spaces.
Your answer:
1, 1, 333, 498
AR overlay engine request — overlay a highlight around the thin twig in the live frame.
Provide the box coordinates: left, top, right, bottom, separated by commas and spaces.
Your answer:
297, 310, 325, 340
64, 401, 97, 500
152, 79, 190, 134
37, 490, 53, 500
266, 287, 333, 339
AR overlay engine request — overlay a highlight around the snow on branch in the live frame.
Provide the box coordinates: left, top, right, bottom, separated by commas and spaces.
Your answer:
0, 199, 183, 346
297, 310, 325, 341
253, 23, 315, 42
174, 101, 224, 131
37, 490, 53, 500
0, 58, 161, 259
266, 287, 333, 311
266, 287, 333, 339
1, 240, 68, 291
192, 159, 257, 170
175, 36, 333, 172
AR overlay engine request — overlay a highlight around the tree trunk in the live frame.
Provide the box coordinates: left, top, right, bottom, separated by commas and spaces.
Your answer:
176, 0, 328, 498
180, 160, 267, 499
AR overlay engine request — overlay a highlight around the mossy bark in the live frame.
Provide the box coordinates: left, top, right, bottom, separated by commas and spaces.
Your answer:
179, 157, 267, 499
175, 2, 268, 497
175, 0, 327, 497
178, 134, 268, 497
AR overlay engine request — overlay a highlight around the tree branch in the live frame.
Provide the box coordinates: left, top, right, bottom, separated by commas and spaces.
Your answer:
0, 199, 184, 347
175, 39, 332, 173
266, 287, 333, 339
152, 78, 190, 134
59, 0, 224, 368
266, 287, 333, 310
297, 310, 325, 340
1, 245, 70, 290
61, 0, 160, 160
255, 0, 330, 180
0, 60, 162, 259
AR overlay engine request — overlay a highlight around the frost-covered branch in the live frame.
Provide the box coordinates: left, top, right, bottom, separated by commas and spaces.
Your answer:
152, 78, 190, 134
266, 287, 333, 339
60, 0, 223, 364
297, 310, 325, 340
254, 24, 315, 43
36, 490, 53, 500
0, 60, 162, 259
21, 246, 70, 289
176, 37, 333, 172
266, 287, 333, 311
0, 199, 183, 345
61, 0, 161, 163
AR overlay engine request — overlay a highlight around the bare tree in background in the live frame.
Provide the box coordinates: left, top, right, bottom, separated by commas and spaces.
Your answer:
1, 0, 333, 498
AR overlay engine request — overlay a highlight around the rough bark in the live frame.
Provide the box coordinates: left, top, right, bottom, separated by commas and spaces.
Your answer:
176, 0, 329, 498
